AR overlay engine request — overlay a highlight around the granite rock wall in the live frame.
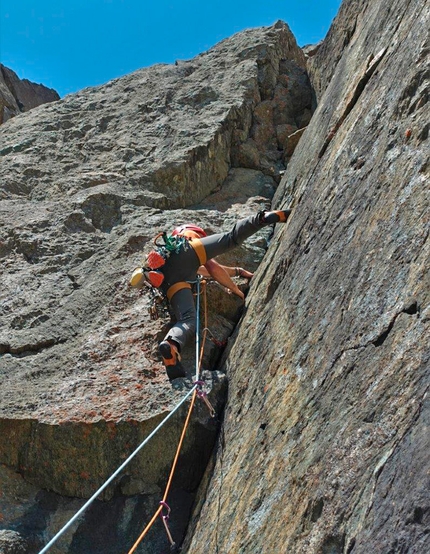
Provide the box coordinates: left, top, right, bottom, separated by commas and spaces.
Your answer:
185, 0, 429, 552
0, 64, 60, 125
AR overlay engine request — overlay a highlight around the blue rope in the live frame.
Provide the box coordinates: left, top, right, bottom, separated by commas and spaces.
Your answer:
38, 385, 197, 554
195, 276, 201, 381
40, 278, 203, 553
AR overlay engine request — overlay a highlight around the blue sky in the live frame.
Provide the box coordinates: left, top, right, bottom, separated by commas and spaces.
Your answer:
0, 0, 342, 98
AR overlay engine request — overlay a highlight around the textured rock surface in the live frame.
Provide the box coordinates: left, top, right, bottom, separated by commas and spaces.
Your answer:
185, 0, 429, 553
0, 529, 28, 554
0, 22, 311, 553
0, 64, 60, 125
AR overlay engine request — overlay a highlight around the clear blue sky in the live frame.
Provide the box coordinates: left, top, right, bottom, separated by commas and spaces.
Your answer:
0, 0, 341, 98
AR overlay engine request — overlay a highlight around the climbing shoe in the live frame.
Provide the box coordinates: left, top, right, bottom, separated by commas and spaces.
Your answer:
262, 209, 292, 224
159, 340, 186, 380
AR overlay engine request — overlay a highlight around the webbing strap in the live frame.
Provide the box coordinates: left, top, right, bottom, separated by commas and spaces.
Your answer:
166, 282, 192, 301
189, 238, 207, 265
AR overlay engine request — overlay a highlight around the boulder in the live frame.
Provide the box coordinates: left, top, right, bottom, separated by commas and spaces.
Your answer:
0, 530, 28, 554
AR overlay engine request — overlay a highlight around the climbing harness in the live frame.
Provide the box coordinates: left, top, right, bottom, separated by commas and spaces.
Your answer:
166, 281, 192, 301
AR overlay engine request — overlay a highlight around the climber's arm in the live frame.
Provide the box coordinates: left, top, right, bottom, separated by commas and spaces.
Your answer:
224, 266, 254, 279
198, 263, 253, 280
198, 259, 245, 300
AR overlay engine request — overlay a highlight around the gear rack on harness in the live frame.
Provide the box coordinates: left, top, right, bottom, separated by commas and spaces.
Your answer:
147, 285, 170, 321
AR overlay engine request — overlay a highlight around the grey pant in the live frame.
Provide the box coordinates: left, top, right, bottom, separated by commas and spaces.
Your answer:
160, 212, 266, 350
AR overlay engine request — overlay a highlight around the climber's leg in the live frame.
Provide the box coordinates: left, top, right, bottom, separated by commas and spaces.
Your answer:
159, 287, 196, 379
200, 210, 291, 260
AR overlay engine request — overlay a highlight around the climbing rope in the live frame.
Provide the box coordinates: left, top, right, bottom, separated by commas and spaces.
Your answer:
38, 278, 214, 554
127, 386, 198, 553
199, 278, 208, 373
37, 385, 197, 554
127, 277, 213, 553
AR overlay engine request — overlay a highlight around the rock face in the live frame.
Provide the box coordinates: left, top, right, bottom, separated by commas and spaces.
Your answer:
0, 23, 313, 553
1, 0, 428, 550
185, 1, 429, 553
0, 64, 60, 125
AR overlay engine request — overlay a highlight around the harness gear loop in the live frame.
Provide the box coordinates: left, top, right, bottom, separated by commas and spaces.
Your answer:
159, 501, 176, 548
193, 380, 216, 418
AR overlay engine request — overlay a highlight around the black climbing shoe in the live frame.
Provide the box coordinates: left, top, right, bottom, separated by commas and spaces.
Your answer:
262, 209, 292, 224
159, 340, 186, 380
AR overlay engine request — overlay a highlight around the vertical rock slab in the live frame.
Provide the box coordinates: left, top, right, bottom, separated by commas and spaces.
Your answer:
185, 1, 429, 553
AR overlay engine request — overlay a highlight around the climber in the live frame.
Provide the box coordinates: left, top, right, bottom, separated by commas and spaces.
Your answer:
171, 223, 253, 301
158, 210, 292, 380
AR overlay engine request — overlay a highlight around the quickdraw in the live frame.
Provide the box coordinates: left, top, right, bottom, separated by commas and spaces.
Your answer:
203, 327, 227, 349
193, 380, 216, 418
159, 502, 177, 551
